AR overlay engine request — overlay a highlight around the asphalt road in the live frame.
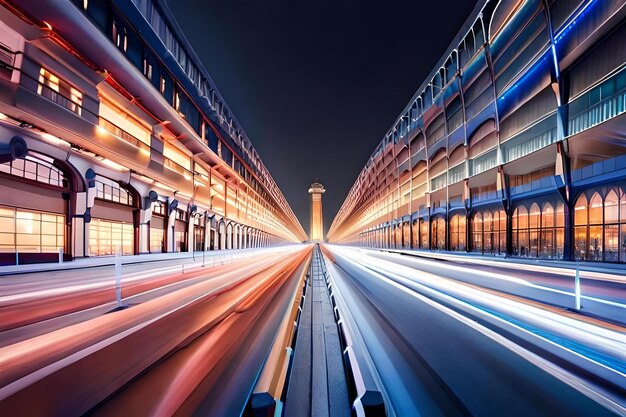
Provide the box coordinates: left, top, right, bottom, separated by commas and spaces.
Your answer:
0, 246, 312, 416
324, 245, 626, 417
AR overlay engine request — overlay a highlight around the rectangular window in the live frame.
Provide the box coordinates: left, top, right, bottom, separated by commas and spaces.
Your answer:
38, 68, 82, 115
429, 172, 447, 191
470, 149, 497, 176
89, 218, 133, 256
448, 162, 466, 185
150, 227, 164, 253
164, 143, 191, 171
0, 206, 64, 254
98, 99, 151, 148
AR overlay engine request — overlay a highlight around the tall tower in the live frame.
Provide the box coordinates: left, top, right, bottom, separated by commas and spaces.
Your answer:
308, 182, 326, 242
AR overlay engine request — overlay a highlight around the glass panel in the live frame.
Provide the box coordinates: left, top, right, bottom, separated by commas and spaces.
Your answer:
588, 226, 603, 261
574, 194, 587, 225
620, 224, 626, 263
542, 203, 554, 228
518, 206, 528, 229
150, 227, 164, 253
472, 213, 483, 253
17, 217, 41, 234
540, 229, 554, 259
529, 230, 539, 258
90, 218, 133, 256
574, 226, 587, 260
605, 191, 619, 223
0, 217, 14, 232
589, 193, 602, 225
529, 204, 540, 229
556, 202, 565, 227
518, 230, 530, 257
420, 220, 428, 249
0, 233, 15, 245
604, 225, 619, 262
484, 211, 493, 253
458, 215, 466, 251
556, 228, 564, 260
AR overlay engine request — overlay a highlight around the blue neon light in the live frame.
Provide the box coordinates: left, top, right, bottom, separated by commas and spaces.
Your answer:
550, 43, 560, 78
498, 0, 600, 106
554, 0, 598, 44
498, 49, 550, 103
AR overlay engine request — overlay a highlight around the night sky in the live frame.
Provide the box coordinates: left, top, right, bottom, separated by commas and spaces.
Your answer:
166, 0, 478, 236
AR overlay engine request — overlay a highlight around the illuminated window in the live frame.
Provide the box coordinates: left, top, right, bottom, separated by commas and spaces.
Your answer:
174, 209, 188, 252
164, 143, 191, 171
449, 213, 466, 251
143, 58, 153, 81
98, 99, 151, 148
37, 68, 82, 115
512, 202, 564, 260
430, 216, 446, 250
574, 189, 626, 262
473, 209, 507, 255
89, 218, 133, 256
0, 206, 64, 254
150, 227, 164, 253
0, 152, 67, 188
151, 200, 166, 216
95, 176, 134, 205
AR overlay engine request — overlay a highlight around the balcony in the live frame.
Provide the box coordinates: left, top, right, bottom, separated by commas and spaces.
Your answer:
568, 67, 626, 137
37, 81, 82, 116
98, 117, 150, 155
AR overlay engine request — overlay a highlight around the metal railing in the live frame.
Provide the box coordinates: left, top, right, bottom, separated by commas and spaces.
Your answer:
569, 90, 626, 136
36, 81, 82, 116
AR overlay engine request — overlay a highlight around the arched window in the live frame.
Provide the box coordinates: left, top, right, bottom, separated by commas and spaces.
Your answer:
540, 203, 554, 259
420, 218, 429, 249
402, 221, 410, 249
0, 151, 68, 188
472, 212, 483, 252
529, 203, 540, 258
483, 211, 493, 253
574, 194, 588, 260
605, 191, 619, 262
95, 176, 134, 206
514, 206, 530, 257
449, 213, 466, 251
431, 216, 446, 250
497, 209, 507, 254
589, 193, 603, 261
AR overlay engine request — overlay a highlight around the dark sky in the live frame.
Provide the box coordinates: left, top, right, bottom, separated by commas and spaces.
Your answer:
166, 0, 477, 236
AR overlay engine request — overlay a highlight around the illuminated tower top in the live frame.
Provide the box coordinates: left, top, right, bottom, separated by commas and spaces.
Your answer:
308, 182, 326, 242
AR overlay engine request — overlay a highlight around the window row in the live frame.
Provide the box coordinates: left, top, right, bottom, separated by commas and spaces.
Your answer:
74, 0, 270, 206
0, 206, 65, 253
0, 152, 68, 188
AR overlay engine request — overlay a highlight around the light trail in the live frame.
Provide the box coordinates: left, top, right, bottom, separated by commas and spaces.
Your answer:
324, 245, 626, 416
0, 246, 312, 416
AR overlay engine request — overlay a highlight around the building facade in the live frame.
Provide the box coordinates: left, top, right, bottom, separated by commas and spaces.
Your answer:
328, 0, 626, 264
309, 181, 325, 242
0, 0, 306, 265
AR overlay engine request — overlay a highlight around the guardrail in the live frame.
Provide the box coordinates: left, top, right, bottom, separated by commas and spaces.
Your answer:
248, 247, 312, 416
317, 245, 386, 417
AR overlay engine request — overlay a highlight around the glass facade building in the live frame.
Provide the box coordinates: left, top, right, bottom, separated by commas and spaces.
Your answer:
0, 0, 305, 264
328, 0, 626, 264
